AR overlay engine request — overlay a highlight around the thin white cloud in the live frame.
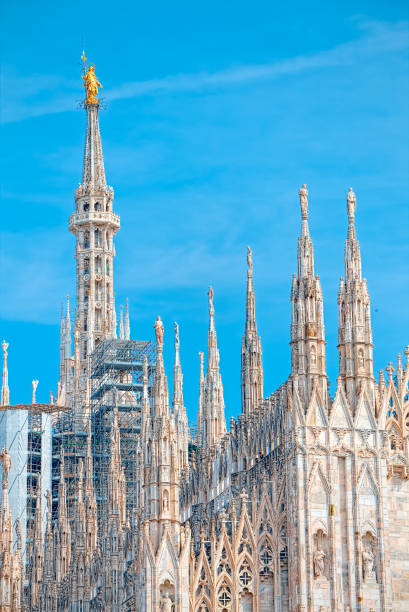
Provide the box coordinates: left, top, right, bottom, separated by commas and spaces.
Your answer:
1, 20, 407, 124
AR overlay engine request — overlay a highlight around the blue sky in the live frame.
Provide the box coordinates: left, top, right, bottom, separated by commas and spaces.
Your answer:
1, 1, 408, 423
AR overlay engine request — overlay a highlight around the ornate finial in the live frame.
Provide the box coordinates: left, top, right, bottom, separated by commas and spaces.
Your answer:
0, 448, 11, 490
143, 354, 148, 382
299, 184, 308, 220
385, 362, 395, 380
347, 187, 356, 221
174, 322, 180, 348
82, 62, 103, 105
32, 379, 39, 404
154, 316, 164, 351
208, 286, 214, 315
247, 246, 253, 274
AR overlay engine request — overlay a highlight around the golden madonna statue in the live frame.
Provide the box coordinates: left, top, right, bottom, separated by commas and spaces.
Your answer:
82, 65, 103, 105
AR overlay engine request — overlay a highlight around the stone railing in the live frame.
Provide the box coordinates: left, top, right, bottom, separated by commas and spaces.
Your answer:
69, 211, 120, 229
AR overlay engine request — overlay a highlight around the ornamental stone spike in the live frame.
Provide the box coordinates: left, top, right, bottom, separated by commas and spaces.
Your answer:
125, 298, 130, 340
241, 246, 263, 416
119, 304, 125, 340
1, 340, 10, 406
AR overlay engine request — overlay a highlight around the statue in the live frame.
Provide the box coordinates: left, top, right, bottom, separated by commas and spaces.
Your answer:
163, 490, 169, 512
313, 547, 326, 578
362, 546, 375, 581
174, 321, 179, 347
46, 489, 52, 516
160, 594, 173, 612
247, 246, 253, 272
154, 316, 164, 351
299, 184, 308, 220
82, 65, 103, 105
208, 286, 214, 313
0, 448, 12, 489
347, 187, 356, 220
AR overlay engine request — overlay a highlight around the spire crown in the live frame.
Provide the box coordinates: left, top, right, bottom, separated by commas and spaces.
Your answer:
299, 183, 309, 222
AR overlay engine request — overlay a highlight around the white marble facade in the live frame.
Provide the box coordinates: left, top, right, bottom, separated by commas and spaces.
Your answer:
0, 87, 408, 612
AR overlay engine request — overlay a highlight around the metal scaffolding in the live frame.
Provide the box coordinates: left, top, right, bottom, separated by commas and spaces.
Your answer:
90, 338, 156, 524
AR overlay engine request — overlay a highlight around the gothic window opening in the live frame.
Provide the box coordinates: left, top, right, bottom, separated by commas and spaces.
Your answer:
83, 202, 89, 212
94, 229, 101, 247
94, 201, 101, 211
259, 540, 273, 576
84, 231, 90, 249
217, 583, 232, 610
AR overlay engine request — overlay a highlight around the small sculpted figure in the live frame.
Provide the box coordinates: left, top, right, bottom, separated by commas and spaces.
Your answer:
82, 65, 103, 105
363, 547, 375, 581
161, 594, 173, 612
154, 316, 164, 350
0, 448, 12, 489
299, 184, 308, 219
313, 547, 326, 577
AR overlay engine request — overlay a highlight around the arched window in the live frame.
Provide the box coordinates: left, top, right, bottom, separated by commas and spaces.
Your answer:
94, 201, 101, 211
83, 202, 89, 212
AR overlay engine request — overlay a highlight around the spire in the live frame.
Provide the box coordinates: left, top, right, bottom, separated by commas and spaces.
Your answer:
125, 298, 130, 340
0, 449, 13, 553
70, 62, 119, 415
345, 188, 362, 282
43, 491, 54, 578
196, 352, 205, 446
152, 317, 169, 418
338, 188, 374, 406
112, 293, 118, 339
28, 476, 43, 608
173, 322, 184, 412
290, 184, 327, 409
81, 99, 107, 193
85, 418, 98, 556
107, 395, 126, 524
65, 294, 72, 358
141, 355, 150, 419
54, 449, 71, 582
1, 340, 10, 405
297, 184, 315, 278
203, 288, 226, 446
119, 304, 125, 340
241, 247, 263, 416
207, 286, 219, 371
59, 302, 66, 381
73, 459, 86, 549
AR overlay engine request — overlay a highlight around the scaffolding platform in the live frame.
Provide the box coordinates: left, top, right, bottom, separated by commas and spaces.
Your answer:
90, 338, 156, 526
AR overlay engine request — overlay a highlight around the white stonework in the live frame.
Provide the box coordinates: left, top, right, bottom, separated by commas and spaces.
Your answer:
0, 90, 408, 612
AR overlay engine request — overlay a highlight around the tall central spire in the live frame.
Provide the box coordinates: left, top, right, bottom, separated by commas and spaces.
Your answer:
65, 60, 120, 413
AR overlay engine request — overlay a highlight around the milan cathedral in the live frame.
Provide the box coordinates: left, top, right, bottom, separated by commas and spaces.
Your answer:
0, 64, 408, 612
